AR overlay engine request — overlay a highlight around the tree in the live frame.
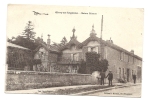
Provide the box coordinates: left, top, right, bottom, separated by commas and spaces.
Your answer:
99, 59, 109, 72
85, 51, 109, 74
85, 51, 100, 74
9, 35, 40, 50
60, 36, 67, 45
21, 21, 36, 41
8, 21, 43, 50
78, 59, 87, 74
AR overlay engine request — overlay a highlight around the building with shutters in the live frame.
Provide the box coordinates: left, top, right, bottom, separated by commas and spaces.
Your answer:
55, 25, 142, 82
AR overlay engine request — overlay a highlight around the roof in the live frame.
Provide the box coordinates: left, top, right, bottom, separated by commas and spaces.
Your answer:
7, 42, 30, 50
78, 36, 142, 61
59, 38, 80, 51
49, 45, 61, 53
78, 36, 100, 48
34, 43, 60, 54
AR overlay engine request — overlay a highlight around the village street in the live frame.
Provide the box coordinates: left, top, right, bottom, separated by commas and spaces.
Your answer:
6, 82, 141, 98
88, 84, 141, 97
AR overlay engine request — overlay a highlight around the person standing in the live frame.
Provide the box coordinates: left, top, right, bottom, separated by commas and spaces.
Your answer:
133, 74, 136, 84
100, 70, 105, 85
106, 71, 113, 86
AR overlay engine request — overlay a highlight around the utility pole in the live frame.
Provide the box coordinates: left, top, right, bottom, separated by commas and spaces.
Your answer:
101, 15, 103, 39
100, 15, 103, 60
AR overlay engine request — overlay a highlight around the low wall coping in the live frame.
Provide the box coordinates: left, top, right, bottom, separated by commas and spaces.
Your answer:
6, 70, 91, 76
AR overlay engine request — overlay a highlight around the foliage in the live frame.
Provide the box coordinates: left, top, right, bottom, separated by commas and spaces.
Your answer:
85, 52, 100, 73
7, 21, 44, 50
9, 36, 40, 50
85, 52, 109, 74
33, 59, 41, 65
98, 59, 109, 72
60, 36, 67, 45
52, 37, 68, 47
78, 59, 87, 74
7, 47, 34, 70
21, 21, 36, 41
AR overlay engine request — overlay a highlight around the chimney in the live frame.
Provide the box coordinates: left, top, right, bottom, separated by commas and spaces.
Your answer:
106, 37, 113, 43
47, 34, 50, 48
41, 33, 43, 42
130, 50, 134, 54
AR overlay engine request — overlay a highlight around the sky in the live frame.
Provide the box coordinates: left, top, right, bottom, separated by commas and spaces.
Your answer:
7, 4, 144, 57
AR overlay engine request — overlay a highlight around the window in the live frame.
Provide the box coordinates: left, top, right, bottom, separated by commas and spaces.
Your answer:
88, 47, 91, 52
119, 52, 124, 60
128, 55, 130, 63
132, 70, 133, 76
71, 54, 73, 61
74, 53, 79, 61
122, 68, 124, 77
131, 56, 133, 63
119, 68, 121, 78
96, 47, 98, 54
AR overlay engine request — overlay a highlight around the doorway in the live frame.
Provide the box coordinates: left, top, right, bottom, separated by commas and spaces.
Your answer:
127, 69, 130, 82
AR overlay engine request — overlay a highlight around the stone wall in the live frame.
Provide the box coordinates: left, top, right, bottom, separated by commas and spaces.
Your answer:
5, 70, 97, 91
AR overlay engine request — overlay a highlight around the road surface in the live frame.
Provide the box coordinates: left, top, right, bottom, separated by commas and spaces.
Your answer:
88, 84, 141, 97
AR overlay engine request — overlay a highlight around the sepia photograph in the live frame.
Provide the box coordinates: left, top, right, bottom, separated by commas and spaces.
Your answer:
5, 4, 143, 98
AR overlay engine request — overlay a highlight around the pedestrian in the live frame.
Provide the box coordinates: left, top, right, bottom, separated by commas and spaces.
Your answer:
133, 74, 136, 84
100, 70, 105, 85
106, 71, 113, 86
96, 72, 101, 84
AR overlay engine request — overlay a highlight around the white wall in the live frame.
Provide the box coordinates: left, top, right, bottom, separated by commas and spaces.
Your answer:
87, 41, 100, 46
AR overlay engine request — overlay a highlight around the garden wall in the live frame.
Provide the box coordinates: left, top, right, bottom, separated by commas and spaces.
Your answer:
5, 71, 98, 91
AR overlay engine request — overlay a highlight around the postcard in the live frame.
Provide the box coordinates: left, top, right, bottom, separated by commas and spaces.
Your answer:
5, 4, 143, 98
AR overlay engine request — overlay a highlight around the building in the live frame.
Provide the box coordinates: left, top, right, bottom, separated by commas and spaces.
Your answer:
54, 25, 142, 82
33, 35, 60, 72
6, 42, 33, 71
6, 25, 142, 83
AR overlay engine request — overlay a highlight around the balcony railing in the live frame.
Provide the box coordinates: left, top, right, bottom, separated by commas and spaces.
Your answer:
57, 57, 80, 64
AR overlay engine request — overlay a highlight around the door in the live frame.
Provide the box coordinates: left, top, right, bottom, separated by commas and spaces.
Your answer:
127, 69, 130, 82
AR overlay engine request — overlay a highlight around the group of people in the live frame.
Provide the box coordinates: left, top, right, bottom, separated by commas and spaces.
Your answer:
97, 70, 113, 86
97, 70, 137, 86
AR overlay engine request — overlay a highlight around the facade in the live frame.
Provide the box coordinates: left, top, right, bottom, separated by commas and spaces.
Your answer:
33, 35, 60, 72
55, 26, 142, 82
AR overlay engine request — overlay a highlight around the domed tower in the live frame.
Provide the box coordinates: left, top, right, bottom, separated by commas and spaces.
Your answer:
90, 24, 97, 37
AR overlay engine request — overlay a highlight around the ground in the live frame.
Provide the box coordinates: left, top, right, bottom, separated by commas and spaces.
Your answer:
88, 84, 141, 98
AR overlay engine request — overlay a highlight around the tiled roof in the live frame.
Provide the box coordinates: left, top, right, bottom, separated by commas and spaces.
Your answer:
77, 36, 100, 48
77, 36, 142, 61
49, 45, 61, 53
34, 43, 61, 54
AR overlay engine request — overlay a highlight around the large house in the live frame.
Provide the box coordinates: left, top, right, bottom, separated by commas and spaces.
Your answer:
7, 25, 142, 83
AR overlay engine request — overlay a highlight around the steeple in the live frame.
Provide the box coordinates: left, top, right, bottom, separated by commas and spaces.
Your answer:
71, 27, 77, 40
90, 24, 97, 37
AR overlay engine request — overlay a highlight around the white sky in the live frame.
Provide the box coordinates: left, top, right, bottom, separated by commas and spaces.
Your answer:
7, 5, 144, 57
